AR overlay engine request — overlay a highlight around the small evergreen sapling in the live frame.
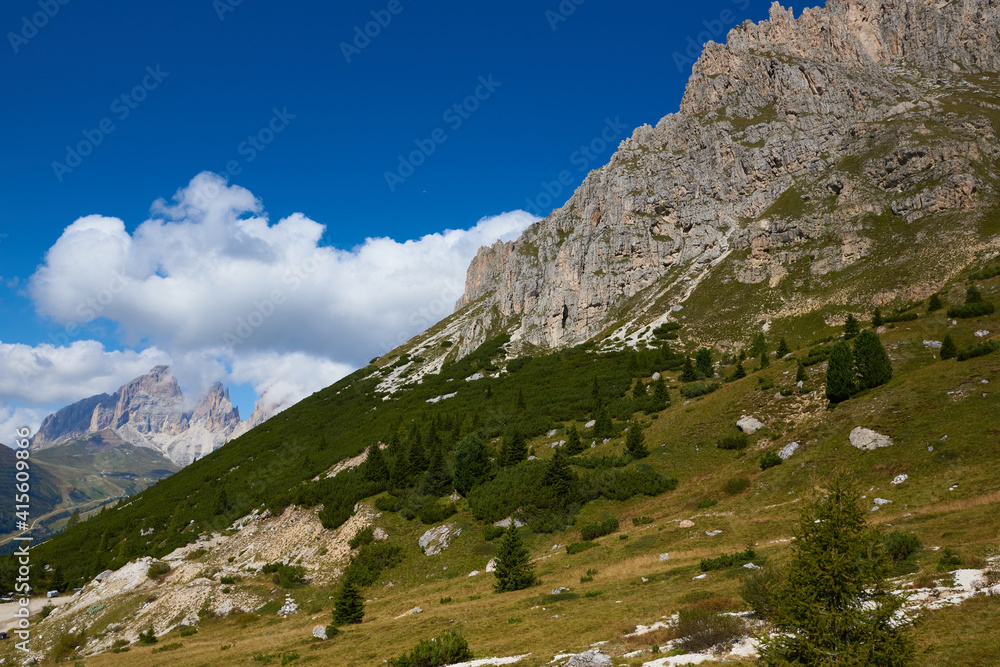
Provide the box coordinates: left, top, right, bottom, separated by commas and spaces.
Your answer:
493, 525, 535, 593
543, 446, 575, 496
853, 330, 893, 390
364, 444, 389, 483
733, 361, 747, 380
843, 314, 861, 339
940, 334, 958, 361
679, 357, 698, 382
872, 308, 884, 327
565, 426, 585, 455
825, 340, 856, 403
759, 349, 770, 370
625, 421, 649, 459
695, 348, 714, 378
776, 338, 791, 358
795, 360, 808, 383
333, 581, 365, 625
927, 293, 944, 312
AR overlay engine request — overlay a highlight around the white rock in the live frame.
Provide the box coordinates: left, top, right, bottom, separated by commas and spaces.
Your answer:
426, 392, 458, 404
679, 520, 695, 528
658, 553, 670, 561
493, 517, 526, 529
552, 587, 570, 595
924, 340, 943, 349
705, 530, 722, 537
797, 380, 804, 388
975, 330, 990, 338
548, 429, 558, 437
779, 442, 800, 460
743, 562, 760, 569
564, 650, 612, 667
278, 600, 299, 615
312, 625, 328, 640
849, 427, 893, 450
373, 527, 389, 541
891, 474, 908, 485
419, 524, 462, 556
584, 420, 596, 429
651, 372, 661, 381
692, 574, 707, 580
465, 373, 484, 382
737, 415, 765, 435
874, 498, 893, 506
468, 570, 480, 577
486, 558, 497, 573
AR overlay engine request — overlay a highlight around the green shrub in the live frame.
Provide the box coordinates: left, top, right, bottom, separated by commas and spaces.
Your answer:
723, 477, 751, 495
342, 542, 404, 588
680, 383, 721, 399
580, 516, 620, 541
937, 548, 962, 572
152, 642, 184, 653
147, 561, 171, 579
759, 452, 783, 470
137, 625, 158, 645
51, 630, 86, 662
957, 340, 1000, 361
632, 516, 654, 526
970, 265, 1000, 281
39, 603, 55, 620
579, 464, 678, 502
386, 630, 473, 667
219, 575, 240, 585
883, 531, 922, 562
717, 432, 750, 451
179, 625, 198, 637
349, 526, 375, 549
700, 547, 756, 572
111, 639, 130, 653
883, 312, 918, 324
566, 541, 598, 554
696, 498, 718, 509
740, 567, 781, 619
483, 525, 505, 541
261, 562, 308, 588
948, 302, 996, 318
801, 345, 832, 367
675, 608, 745, 652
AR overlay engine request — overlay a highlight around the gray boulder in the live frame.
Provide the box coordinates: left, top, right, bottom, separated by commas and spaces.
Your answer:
849, 427, 893, 451
419, 524, 462, 556
565, 650, 612, 667
737, 415, 765, 435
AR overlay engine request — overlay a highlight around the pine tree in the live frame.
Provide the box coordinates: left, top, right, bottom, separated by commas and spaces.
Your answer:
796, 360, 808, 384
543, 447, 575, 496
591, 376, 602, 407
733, 361, 747, 380
695, 348, 714, 378
940, 334, 958, 361
633, 379, 647, 397
853, 330, 893, 390
966, 285, 984, 304
500, 430, 527, 467
493, 524, 535, 593
653, 377, 670, 405
825, 340, 856, 403
332, 582, 365, 625
758, 479, 912, 666
872, 308, 884, 328
759, 349, 770, 370
50, 565, 65, 592
565, 426, 585, 455
776, 338, 791, 358
65, 510, 80, 531
749, 332, 767, 358
409, 431, 427, 472
624, 421, 649, 459
421, 446, 452, 497
391, 447, 411, 488
515, 389, 527, 412
453, 433, 492, 496
679, 357, 698, 382
593, 408, 614, 439
364, 444, 389, 483
927, 293, 944, 312
843, 314, 861, 339
214, 489, 230, 516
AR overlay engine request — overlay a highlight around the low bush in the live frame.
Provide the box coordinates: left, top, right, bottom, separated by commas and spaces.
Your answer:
801, 346, 832, 367
111, 639, 130, 653
39, 603, 55, 619
349, 526, 375, 549
696, 498, 718, 509
386, 629, 473, 667
759, 452, 783, 470
722, 477, 751, 495
937, 548, 962, 572
579, 464, 678, 502
957, 340, 1000, 361
137, 625, 158, 646
262, 562, 308, 588
970, 265, 1000, 281
566, 541, 598, 555
179, 625, 198, 637
51, 630, 86, 662
883, 312, 918, 324
680, 383, 721, 399
740, 567, 781, 620
219, 575, 240, 585
700, 547, 756, 572
483, 525, 505, 542
717, 432, 750, 451
675, 608, 745, 652
342, 542, 404, 588
883, 531, 922, 562
632, 516, 654, 526
147, 561, 171, 579
152, 642, 184, 653
948, 302, 996, 318
580, 516, 620, 541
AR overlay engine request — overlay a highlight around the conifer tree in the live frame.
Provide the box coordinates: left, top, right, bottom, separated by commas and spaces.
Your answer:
679, 357, 698, 382
749, 332, 767, 358
872, 308, 884, 328
927, 293, 944, 312
853, 330, 893, 390
695, 348, 714, 378
624, 421, 649, 459
332, 582, 365, 625
593, 408, 614, 439
364, 444, 389, 483
759, 349, 770, 370
796, 360, 808, 384
733, 361, 747, 380
653, 377, 670, 405
500, 430, 527, 467
515, 388, 527, 412
543, 446, 575, 496
453, 433, 492, 496
591, 376, 602, 407
966, 285, 984, 304
776, 338, 791, 358
758, 479, 912, 666
65, 510, 80, 531
493, 524, 535, 593
421, 446, 452, 497
940, 334, 958, 361
565, 426, 585, 455
825, 340, 856, 403
409, 431, 427, 472
633, 379, 647, 397
844, 314, 861, 339
391, 444, 410, 488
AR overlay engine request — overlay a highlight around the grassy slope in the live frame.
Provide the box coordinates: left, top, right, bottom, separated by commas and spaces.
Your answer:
7, 272, 1000, 666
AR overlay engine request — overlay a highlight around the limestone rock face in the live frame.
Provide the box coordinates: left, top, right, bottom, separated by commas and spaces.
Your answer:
454, 0, 1000, 357
32, 366, 252, 466
849, 427, 894, 451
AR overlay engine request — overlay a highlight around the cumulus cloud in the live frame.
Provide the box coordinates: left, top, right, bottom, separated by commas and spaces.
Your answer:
15, 172, 538, 420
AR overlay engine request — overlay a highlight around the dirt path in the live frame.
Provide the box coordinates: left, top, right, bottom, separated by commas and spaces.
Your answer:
0, 596, 74, 632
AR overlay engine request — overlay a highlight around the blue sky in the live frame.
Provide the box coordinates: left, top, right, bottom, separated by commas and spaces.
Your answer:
0, 0, 778, 431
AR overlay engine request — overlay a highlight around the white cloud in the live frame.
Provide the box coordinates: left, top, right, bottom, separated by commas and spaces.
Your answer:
0, 404, 49, 445
15, 172, 538, 420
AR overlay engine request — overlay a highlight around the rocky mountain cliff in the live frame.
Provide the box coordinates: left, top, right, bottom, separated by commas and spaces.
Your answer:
454, 0, 1000, 357
32, 366, 257, 466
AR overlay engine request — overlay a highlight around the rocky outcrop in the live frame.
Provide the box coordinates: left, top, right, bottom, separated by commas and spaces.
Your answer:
455, 0, 1000, 357
849, 427, 893, 451
32, 366, 248, 466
